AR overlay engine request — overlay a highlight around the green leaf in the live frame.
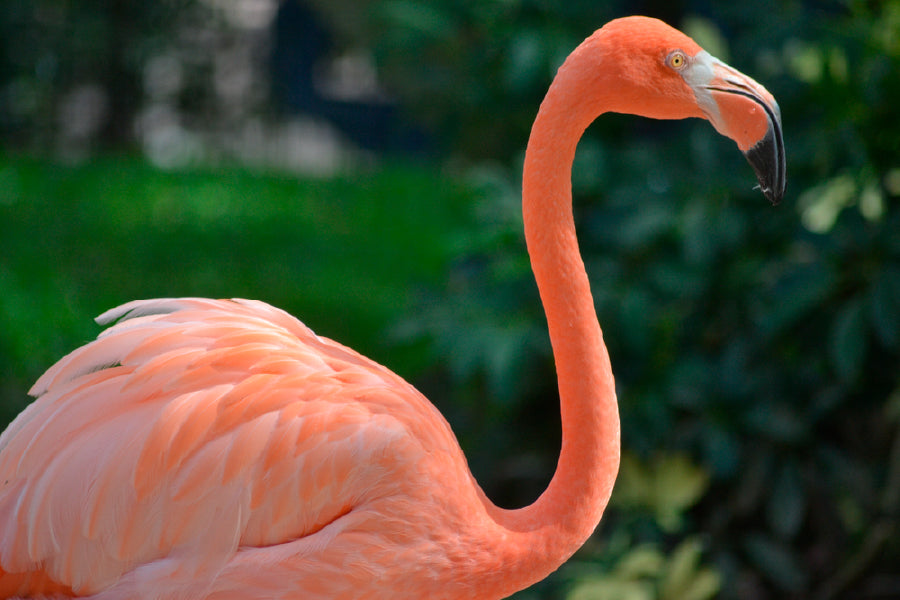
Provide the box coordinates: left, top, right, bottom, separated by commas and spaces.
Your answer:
504, 30, 545, 92
700, 425, 740, 477
614, 546, 664, 579
615, 199, 674, 250
660, 538, 703, 598
678, 569, 722, 600
869, 267, 900, 348
620, 289, 655, 355
611, 453, 710, 532
652, 455, 710, 532
758, 263, 836, 338
612, 453, 654, 509
766, 461, 806, 539
830, 298, 868, 383
743, 534, 809, 592
379, 1, 456, 37
659, 539, 722, 600
567, 577, 654, 600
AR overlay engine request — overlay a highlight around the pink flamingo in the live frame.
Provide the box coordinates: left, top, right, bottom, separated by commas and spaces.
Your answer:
0, 16, 783, 600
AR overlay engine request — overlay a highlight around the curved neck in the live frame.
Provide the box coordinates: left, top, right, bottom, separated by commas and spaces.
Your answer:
477, 45, 621, 597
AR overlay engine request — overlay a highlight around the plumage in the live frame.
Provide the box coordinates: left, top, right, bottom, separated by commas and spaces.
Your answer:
0, 16, 784, 600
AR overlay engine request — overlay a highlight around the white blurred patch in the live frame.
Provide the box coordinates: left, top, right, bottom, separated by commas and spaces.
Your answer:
57, 84, 108, 158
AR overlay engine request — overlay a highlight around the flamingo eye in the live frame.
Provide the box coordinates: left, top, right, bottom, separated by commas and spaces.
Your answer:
667, 51, 687, 70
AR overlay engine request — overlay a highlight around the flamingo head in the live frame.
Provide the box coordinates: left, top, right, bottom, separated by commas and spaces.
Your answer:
684, 51, 785, 205
581, 17, 786, 204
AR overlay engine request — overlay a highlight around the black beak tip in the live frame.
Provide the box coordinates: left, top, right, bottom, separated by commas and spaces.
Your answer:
756, 182, 783, 206
744, 125, 786, 206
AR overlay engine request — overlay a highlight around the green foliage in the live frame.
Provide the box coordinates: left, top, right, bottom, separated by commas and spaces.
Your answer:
613, 453, 710, 533
0, 155, 475, 419
561, 453, 718, 600
365, 0, 616, 159
567, 539, 721, 600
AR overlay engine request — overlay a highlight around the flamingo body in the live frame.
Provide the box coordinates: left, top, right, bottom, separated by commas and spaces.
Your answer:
1, 299, 497, 599
0, 16, 783, 600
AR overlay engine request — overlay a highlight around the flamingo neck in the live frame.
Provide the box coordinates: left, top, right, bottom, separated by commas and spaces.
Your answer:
478, 44, 621, 597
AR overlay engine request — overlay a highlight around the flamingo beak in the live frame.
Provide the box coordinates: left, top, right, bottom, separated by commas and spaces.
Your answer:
741, 111, 785, 205
691, 54, 786, 204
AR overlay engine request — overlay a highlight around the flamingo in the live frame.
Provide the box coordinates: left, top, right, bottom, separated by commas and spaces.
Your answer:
0, 16, 784, 600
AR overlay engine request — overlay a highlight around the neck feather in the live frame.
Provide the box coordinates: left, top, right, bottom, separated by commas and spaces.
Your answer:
475, 44, 621, 597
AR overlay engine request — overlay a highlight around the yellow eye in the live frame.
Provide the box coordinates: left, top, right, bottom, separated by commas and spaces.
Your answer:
668, 51, 687, 69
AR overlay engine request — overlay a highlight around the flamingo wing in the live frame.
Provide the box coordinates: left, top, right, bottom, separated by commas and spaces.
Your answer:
0, 298, 463, 597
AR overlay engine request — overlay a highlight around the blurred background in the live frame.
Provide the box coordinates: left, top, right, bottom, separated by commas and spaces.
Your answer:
2, 0, 899, 598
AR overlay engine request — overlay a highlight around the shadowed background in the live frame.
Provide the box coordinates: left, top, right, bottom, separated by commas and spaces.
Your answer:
2, 1, 899, 598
